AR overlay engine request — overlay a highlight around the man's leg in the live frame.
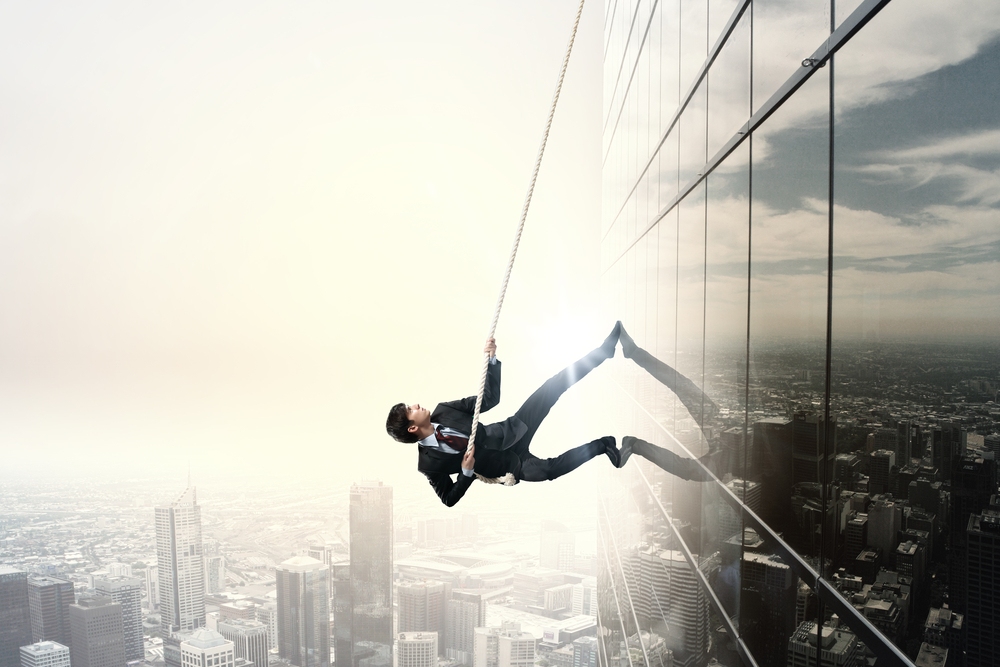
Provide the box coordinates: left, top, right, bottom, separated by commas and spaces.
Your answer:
519, 436, 616, 482
513, 322, 620, 444
619, 436, 714, 481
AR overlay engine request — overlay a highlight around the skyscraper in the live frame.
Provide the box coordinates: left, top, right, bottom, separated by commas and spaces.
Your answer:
204, 556, 226, 595
18, 642, 70, 667
26, 576, 74, 647
539, 522, 575, 572
397, 581, 448, 655
396, 633, 437, 667
254, 603, 278, 656
792, 412, 836, 486
740, 553, 796, 667
330, 561, 351, 667
180, 628, 235, 667
949, 456, 997, 614
218, 619, 269, 667
964, 505, 1000, 667
0, 566, 32, 667
275, 556, 330, 667
445, 591, 484, 666
93, 576, 144, 661
155, 486, 206, 632
349, 481, 393, 667
473, 623, 535, 667
68, 596, 125, 667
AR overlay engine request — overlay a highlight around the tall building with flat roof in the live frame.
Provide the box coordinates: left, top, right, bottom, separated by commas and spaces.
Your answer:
740, 552, 795, 667
156, 486, 206, 632
218, 619, 269, 667
397, 581, 448, 655
787, 621, 861, 667
349, 481, 393, 667
396, 633, 437, 667
93, 575, 143, 661
276, 556, 329, 667
68, 596, 125, 667
204, 556, 226, 595
965, 507, 1000, 667
18, 642, 69, 667
180, 628, 234, 667
26, 576, 74, 647
0, 566, 32, 667
473, 623, 535, 667
445, 591, 484, 666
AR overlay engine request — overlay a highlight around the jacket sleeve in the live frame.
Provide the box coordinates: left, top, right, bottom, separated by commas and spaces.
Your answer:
436, 359, 502, 416
424, 471, 475, 507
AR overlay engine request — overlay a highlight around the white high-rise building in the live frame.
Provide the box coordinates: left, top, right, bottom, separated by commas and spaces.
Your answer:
570, 578, 596, 618
397, 633, 437, 667
156, 486, 206, 632
473, 623, 535, 667
107, 563, 133, 578
145, 566, 158, 611
254, 604, 278, 653
642, 551, 707, 667
93, 576, 144, 662
218, 619, 269, 667
180, 628, 235, 667
19, 642, 70, 667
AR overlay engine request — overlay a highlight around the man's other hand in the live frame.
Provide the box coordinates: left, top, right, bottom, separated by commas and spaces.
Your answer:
462, 447, 475, 472
484, 338, 497, 358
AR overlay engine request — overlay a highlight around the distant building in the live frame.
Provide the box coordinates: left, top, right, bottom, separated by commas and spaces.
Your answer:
741, 552, 795, 667
26, 576, 74, 647
180, 628, 235, 667
539, 522, 575, 572
869, 450, 895, 496
718, 479, 761, 542
445, 590, 485, 666
348, 481, 393, 667
218, 618, 269, 667
570, 578, 596, 618
156, 486, 206, 632
923, 607, 963, 659
914, 643, 948, 667
68, 596, 125, 667
792, 412, 836, 486
1, 567, 33, 667
473, 623, 535, 667
397, 581, 448, 655
204, 556, 226, 595
93, 575, 144, 661
396, 633, 437, 667
254, 602, 278, 652
107, 563, 133, 578
786, 620, 861, 667
949, 456, 997, 614
18, 642, 70, 667
219, 601, 257, 623
570, 637, 598, 667
144, 566, 159, 611
867, 498, 903, 564
276, 556, 330, 667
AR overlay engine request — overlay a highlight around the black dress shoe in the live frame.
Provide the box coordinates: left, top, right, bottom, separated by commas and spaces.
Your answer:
599, 435, 620, 467
619, 436, 637, 468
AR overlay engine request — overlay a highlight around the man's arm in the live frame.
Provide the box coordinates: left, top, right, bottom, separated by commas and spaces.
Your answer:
424, 470, 474, 507
436, 339, 502, 415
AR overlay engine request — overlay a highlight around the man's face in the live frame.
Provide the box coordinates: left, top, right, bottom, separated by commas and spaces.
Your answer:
406, 403, 431, 435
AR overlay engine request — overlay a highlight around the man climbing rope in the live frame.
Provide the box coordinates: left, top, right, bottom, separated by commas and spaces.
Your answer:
385, 322, 623, 507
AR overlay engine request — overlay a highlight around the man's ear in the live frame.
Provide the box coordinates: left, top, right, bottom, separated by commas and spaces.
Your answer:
407, 424, 418, 434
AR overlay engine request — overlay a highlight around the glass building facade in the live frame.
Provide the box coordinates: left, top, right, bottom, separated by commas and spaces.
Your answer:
596, 1, 1000, 666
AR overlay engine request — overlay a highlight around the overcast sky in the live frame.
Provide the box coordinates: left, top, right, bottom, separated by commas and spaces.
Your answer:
0, 0, 615, 512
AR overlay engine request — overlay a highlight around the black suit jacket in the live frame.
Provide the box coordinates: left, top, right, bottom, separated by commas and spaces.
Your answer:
417, 360, 528, 507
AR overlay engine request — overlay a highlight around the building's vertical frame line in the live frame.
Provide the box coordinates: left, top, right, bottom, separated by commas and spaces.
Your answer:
740, 0, 754, 648
816, 2, 836, 666
701, 0, 710, 476
674, 0, 682, 431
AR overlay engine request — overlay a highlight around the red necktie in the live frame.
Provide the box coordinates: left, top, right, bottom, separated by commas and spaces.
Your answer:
436, 426, 469, 453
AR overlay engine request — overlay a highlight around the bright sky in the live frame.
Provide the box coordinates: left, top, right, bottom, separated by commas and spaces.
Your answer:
0, 0, 614, 506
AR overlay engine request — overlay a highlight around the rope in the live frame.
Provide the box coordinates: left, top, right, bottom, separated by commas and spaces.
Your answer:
470, 0, 587, 486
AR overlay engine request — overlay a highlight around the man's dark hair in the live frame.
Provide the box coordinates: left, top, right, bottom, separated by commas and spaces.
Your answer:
386, 403, 419, 443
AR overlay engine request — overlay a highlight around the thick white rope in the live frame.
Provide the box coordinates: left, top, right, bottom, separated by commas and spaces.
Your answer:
470, 0, 587, 486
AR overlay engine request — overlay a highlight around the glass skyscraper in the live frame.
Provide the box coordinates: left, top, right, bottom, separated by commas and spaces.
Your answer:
597, 0, 1000, 666
156, 486, 206, 633
349, 481, 393, 667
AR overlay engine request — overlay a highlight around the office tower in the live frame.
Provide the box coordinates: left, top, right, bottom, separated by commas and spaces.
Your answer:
539, 522, 575, 572
895, 541, 925, 591
163, 630, 193, 667
68, 597, 125, 667
949, 456, 997, 613
896, 421, 913, 465
787, 621, 862, 667
792, 412, 836, 486
718, 479, 761, 542
155, 486, 206, 632
638, 550, 707, 667
219, 601, 257, 622
844, 514, 868, 562
932, 422, 966, 482
751, 418, 793, 531
218, 619, 269, 667
92, 576, 143, 661
867, 498, 903, 563
740, 552, 795, 667
869, 450, 895, 495
180, 628, 234, 667
445, 591, 485, 665
348, 481, 393, 667
204, 556, 226, 595
396, 633, 437, 667
570, 637, 598, 667
254, 604, 278, 655
145, 566, 158, 611
330, 561, 351, 667
18, 642, 70, 667
107, 563, 132, 578
0, 567, 32, 667
473, 623, 535, 667
570, 578, 596, 618
276, 556, 330, 667
397, 581, 447, 654
27, 576, 74, 646
964, 506, 1000, 667
834, 454, 859, 488
923, 607, 963, 658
